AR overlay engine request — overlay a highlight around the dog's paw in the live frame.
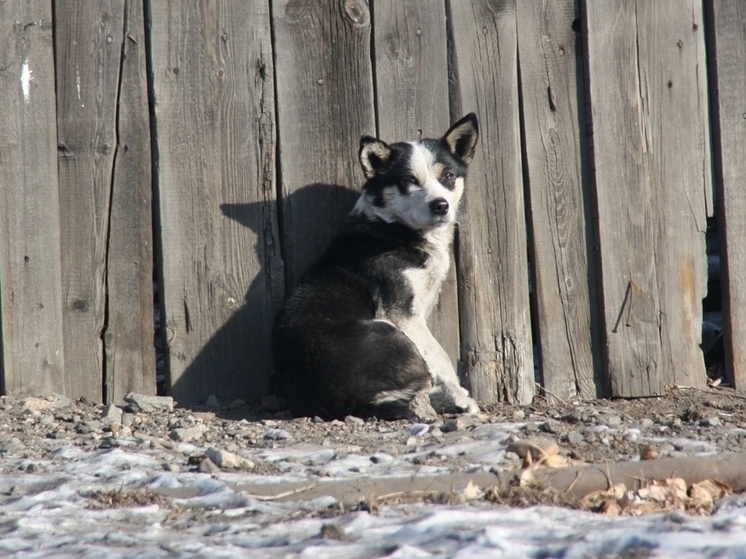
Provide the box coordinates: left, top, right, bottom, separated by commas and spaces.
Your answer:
429, 383, 480, 415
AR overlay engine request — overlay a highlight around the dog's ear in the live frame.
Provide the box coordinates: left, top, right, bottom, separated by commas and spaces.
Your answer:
359, 136, 393, 179
442, 113, 479, 164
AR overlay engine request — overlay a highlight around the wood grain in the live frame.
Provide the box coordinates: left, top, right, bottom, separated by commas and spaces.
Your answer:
0, 1, 66, 396
104, 0, 155, 403
517, 0, 601, 400
372, 0, 460, 368
55, 1, 123, 402
583, 0, 711, 396
151, 1, 281, 404
272, 0, 376, 289
449, 0, 535, 404
706, 0, 746, 390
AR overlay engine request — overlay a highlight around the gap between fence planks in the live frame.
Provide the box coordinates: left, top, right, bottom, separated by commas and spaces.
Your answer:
706, 0, 746, 391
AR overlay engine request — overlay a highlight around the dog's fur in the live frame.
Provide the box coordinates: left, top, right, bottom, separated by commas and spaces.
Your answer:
272, 115, 480, 419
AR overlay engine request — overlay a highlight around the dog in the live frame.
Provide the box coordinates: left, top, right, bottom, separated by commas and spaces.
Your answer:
272, 114, 481, 419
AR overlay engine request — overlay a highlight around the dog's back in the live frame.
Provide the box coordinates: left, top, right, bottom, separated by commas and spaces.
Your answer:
272, 115, 480, 419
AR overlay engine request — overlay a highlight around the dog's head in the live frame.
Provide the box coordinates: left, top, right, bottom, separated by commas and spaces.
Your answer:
353, 114, 479, 231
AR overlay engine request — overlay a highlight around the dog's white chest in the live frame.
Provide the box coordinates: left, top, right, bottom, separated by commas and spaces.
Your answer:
404, 228, 453, 318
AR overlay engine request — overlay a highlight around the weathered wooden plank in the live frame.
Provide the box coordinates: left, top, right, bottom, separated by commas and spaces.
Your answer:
150, 1, 281, 404
272, 0, 375, 289
55, 1, 123, 402
105, 0, 155, 403
0, 1, 66, 395
583, 0, 710, 396
516, 0, 601, 400
449, 0, 535, 404
372, 0, 460, 368
706, 0, 746, 390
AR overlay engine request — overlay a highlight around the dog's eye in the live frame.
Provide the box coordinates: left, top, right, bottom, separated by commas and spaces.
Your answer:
403, 176, 420, 188
442, 171, 455, 181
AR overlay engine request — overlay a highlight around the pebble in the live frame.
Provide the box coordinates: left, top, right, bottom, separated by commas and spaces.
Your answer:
540, 419, 562, 435
606, 415, 623, 427
22, 397, 55, 412
701, 416, 721, 427
198, 457, 221, 474
263, 428, 292, 441
567, 431, 584, 445
512, 409, 526, 420
124, 393, 174, 413
345, 416, 365, 426
640, 418, 655, 428
205, 447, 254, 470
169, 424, 208, 442
524, 422, 540, 433
407, 423, 430, 437
205, 395, 221, 409
101, 404, 123, 424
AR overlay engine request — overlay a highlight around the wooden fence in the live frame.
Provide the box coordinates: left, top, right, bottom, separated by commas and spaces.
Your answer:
0, 0, 743, 407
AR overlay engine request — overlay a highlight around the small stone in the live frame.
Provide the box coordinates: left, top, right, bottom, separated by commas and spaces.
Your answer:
443, 414, 474, 433
512, 409, 526, 420
639, 418, 655, 428
701, 416, 721, 427
606, 415, 623, 427
344, 415, 365, 426
192, 411, 216, 422
124, 393, 174, 413
162, 462, 180, 472
198, 457, 221, 474
566, 431, 584, 445
169, 424, 207, 442
541, 419, 562, 435
407, 423, 430, 437
370, 452, 394, 464
205, 395, 221, 409
39, 414, 55, 426
22, 397, 54, 412
101, 404, 123, 424
122, 413, 136, 427
205, 447, 254, 470
407, 390, 438, 422
523, 421, 540, 433
313, 416, 325, 423
263, 428, 291, 441
405, 436, 417, 446
0, 438, 25, 456
47, 394, 73, 409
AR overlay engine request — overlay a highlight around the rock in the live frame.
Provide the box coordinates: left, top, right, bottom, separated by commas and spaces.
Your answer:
512, 409, 526, 420
198, 457, 221, 474
524, 422, 540, 433
370, 452, 395, 464
701, 416, 721, 427
639, 418, 655, 428
192, 412, 216, 422
263, 428, 291, 441
122, 413, 136, 427
205, 447, 254, 470
205, 395, 221, 409
566, 431, 584, 445
407, 423, 430, 437
124, 393, 174, 413
0, 438, 25, 456
442, 415, 474, 433
506, 436, 559, 461
541, 419, 562, 435
606, 415, 623, 427
344, 415, 365, 426
407, 390, 438, 422
22, 397, 54, 412
169, 424, 207, 442
47, 394, 73, 409
101, 404, 123, 424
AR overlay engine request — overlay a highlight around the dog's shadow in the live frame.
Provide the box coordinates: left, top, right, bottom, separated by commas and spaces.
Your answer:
170, 183, 359, 405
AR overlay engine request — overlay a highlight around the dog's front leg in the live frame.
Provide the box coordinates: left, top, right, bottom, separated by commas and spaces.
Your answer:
399, 318, 479, 414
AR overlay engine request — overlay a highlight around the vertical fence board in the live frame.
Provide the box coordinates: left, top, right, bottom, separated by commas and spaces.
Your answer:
707, 0, 746, 390
449, 0, 535, 404
584, 0, 710, 397
151, 1, 280, 404
272, 0, 376, 289
105, 0, 155, 403
517, 0, 600, 400
0, 1, 65, 396
55, 1, 123, 402
372, 0, 460, 368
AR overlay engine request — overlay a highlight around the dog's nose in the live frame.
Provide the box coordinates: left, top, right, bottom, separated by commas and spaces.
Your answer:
429, 198, 449, 216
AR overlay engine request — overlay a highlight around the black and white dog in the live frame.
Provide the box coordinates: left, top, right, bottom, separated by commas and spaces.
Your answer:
272, 114, 480, 419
